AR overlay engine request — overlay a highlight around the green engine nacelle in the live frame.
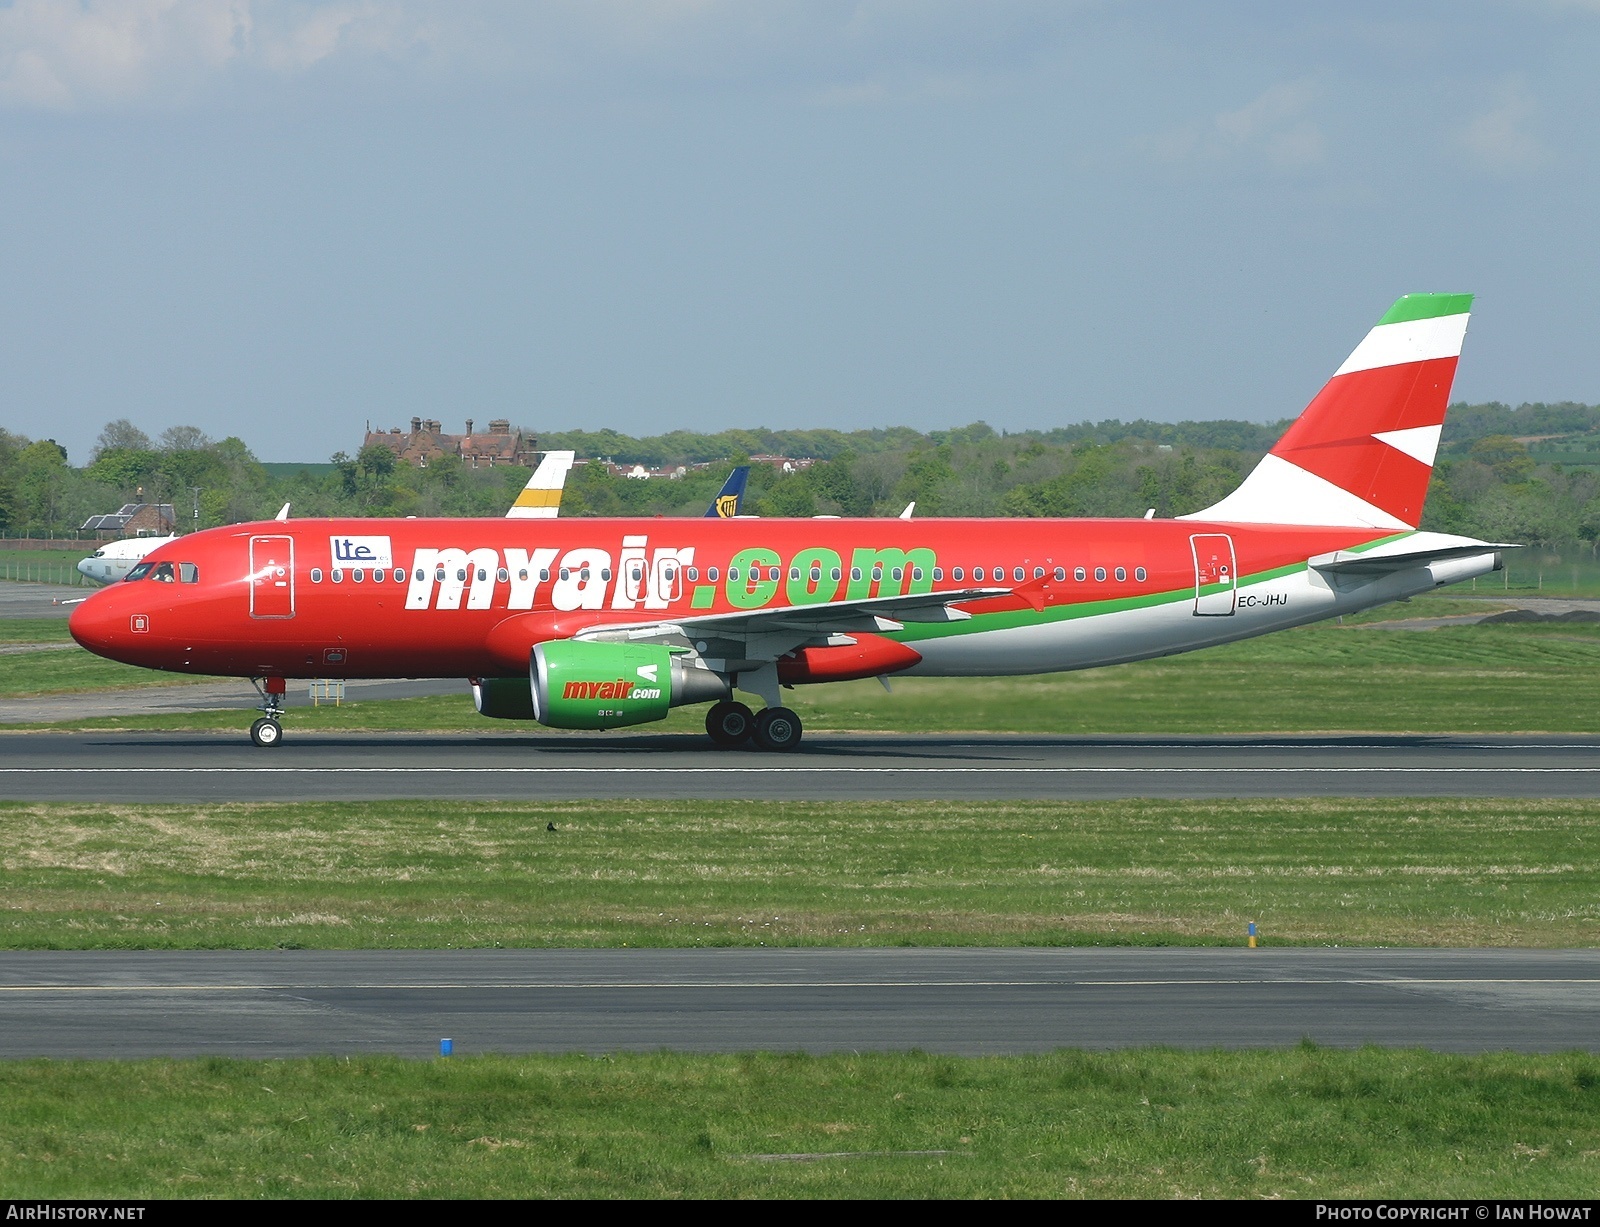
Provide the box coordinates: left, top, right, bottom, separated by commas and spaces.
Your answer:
529, 639, 729, 730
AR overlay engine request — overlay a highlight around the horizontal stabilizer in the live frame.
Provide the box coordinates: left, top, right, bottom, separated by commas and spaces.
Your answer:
1308, 532, 1511, 575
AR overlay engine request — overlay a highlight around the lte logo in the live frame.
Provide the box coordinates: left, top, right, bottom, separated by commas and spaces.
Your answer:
130, 615, 149, 633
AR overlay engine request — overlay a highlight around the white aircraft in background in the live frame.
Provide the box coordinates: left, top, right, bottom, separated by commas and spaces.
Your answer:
74, 452, 579, 586
76, 535, 179, 585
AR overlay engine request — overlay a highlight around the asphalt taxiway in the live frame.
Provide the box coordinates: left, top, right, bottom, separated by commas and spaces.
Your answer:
0, 948, 1592, 1058
4, 730, 1600, 801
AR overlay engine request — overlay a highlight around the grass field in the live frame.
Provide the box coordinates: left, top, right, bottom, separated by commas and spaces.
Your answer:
1, 1049, 1596, 1198
3, 797, 1595, 950
0, 618, 74, 645
16, 615, 1600, 732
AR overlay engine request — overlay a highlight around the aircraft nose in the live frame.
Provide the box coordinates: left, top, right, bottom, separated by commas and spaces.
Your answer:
69, 594, 121, 657
76, 558, 96, 581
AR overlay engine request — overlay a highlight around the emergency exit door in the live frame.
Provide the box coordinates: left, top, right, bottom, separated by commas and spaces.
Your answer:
1190, 534, 1236, 616
250, 535, 295, 619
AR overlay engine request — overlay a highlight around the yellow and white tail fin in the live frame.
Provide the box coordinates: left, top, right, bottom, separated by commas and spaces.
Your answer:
506, 450, 575, 519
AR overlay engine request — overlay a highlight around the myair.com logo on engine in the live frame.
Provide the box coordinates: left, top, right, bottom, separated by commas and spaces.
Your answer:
563, 663, 663, 702
562, 679, 662, 701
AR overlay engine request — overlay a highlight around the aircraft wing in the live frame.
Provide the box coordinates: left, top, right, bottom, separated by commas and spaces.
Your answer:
1308, 532, 1512, 576
506, 451, 576, 519
573, 586, 1008, 665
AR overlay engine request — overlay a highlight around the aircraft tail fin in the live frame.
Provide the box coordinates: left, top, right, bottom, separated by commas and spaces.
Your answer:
507, 450, 576, 519
706, 466, 750, 518
1181, 293, 1473, 529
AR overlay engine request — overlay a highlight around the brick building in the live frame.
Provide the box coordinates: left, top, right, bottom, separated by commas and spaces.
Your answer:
363, 418, 538, 469
80, 503, 177, 539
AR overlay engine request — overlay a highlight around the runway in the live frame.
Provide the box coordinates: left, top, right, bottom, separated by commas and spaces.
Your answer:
0, 948, 1593, 1058
4, 730, 1600, 800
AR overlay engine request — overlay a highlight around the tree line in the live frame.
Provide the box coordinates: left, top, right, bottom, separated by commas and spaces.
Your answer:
4, 404, 1600, 550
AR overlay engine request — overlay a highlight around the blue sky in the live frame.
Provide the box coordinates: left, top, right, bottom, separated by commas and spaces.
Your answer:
1, 1, 1597, 462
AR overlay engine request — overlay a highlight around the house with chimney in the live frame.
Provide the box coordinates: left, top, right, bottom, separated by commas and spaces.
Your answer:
363, 419, 539, 468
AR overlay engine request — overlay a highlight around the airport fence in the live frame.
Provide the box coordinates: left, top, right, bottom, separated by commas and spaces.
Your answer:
0, 559, 90, 586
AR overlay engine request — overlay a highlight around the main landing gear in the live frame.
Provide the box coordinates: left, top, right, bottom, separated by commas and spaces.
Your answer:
249, 676, 287, 748
705, 700, 803, 751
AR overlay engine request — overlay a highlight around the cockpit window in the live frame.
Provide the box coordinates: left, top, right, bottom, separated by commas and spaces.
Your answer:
125, 562, 153, 581
149, 561, 176, 583
179, 562, 199, 584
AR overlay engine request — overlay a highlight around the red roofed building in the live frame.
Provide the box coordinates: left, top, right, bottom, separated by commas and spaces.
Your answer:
363, 418, 538, 468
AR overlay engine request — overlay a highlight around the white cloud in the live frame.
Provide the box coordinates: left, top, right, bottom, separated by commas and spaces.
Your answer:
1457, 81, 1549, 174
1141, 80, 1327, 172
0, 1, 1075, 110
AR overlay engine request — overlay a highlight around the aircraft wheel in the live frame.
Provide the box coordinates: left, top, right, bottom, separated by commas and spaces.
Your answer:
752, 706, 802, 752
705, 700, 755, 748
250, 717, 283, 748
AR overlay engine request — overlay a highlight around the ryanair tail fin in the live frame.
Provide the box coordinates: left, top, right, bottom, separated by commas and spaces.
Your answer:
1182, 294, 1472, 529
706, 466, 750, 518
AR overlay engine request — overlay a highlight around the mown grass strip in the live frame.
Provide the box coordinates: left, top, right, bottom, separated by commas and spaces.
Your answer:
13, 617, 1600, 731
1, 1049, 1597, 1198
3, 798, 1596, 949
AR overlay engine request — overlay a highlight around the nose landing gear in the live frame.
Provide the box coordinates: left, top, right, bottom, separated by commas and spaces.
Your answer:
249, 676, 287, 748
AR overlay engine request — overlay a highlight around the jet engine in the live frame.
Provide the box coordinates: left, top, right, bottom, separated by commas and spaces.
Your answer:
474, 640, 730, 729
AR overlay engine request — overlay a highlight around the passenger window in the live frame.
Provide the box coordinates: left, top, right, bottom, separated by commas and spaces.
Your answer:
933, 567, 943, 581
851, 568, 862, 581
708, 568, 720, 582
1053, 567, 1065, 582
1075, 567, 1086, 581
394, 569, 405, 582
540, 569, 550, 582
953, 567, 964, 581
332, 569, 344, 583
353, 569, 364, 583
580, 568, 591, 581
686, 567, 698, 582
769, 567, 781, 582
559, 568, 570, 581
830, 568, 841, 581
496, 568, 508, 583
415, 569, 424, 582
371, 569, 383, 584
1094, 567, 1106, 582
891, 568, 903, 581
179, 562, 199, 583
1135, 567, 1147, 582
311, 568, 323, 583
601, 568, 611, 581
1033, 567, 1044, 580
1013, 567, 1025, 582
1115, 567, 1127, 582
912, 567, 923, 581
729, 567, 740, 580
477, 568, 487, 582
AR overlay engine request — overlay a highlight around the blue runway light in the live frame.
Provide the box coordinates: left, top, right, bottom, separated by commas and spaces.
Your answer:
440, 1038, 453, 1056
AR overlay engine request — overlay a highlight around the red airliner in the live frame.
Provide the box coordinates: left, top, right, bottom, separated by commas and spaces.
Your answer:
70, 294, 1503, 750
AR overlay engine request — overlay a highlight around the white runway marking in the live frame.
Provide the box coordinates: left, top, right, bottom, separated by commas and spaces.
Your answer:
1, 978, 1595, 993
4, 766, 1600, 776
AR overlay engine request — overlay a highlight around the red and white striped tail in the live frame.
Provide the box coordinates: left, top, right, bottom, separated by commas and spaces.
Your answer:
1184, 294, 1472, 529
